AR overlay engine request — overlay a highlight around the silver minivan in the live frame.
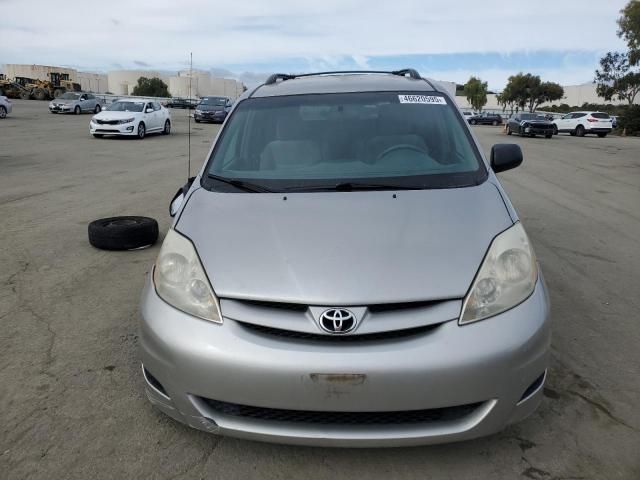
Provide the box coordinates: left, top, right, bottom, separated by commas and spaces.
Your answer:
140, 70, 550, 447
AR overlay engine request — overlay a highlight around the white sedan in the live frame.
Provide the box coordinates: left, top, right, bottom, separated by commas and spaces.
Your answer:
90, 99, 171, 139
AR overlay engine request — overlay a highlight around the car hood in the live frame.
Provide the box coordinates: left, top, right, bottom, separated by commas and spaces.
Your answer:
176, 181, 513, 305
197, 105, 224, 111
93, 110, 140, 120
53, 99, 78, 104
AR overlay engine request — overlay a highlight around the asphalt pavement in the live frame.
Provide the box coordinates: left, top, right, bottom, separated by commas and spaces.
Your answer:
1, 100, 639, 479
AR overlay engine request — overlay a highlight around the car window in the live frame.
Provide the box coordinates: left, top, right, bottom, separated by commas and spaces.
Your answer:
204, 92, 486, 192
153, 102, 161, 111
106, 101, 144, 112
87, 94, 95, 99
591, 112, 610, 119
574, 113, 587, 118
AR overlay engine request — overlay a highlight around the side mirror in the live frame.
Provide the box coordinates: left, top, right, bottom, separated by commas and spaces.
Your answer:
145, 107, 153, 113
490, 144, 523, 173
169, 176, 196, 217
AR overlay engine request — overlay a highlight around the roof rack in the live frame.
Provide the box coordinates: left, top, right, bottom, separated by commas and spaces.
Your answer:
264, 69, 423, 85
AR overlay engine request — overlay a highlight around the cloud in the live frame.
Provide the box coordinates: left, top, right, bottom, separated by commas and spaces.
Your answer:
0, 0, 630, 87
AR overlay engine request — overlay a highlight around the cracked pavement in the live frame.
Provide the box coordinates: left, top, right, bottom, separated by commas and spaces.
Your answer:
1, 101, 639, 479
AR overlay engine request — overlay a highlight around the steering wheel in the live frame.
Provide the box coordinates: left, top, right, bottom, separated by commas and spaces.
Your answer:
376, 144, 428, 162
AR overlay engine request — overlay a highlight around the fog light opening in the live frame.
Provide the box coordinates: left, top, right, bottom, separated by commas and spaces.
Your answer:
517, 370, 547, 405
142, 365, 170, 399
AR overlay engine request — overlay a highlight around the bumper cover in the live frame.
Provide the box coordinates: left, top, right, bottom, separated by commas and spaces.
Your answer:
139, 274, 550, 446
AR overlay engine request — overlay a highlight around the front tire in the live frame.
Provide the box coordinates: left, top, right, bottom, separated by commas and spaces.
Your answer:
74, 106, 81, 115
94, 104, 101, 113
492, 120, 498, 126
552, 124, 558, 135
34, 88, 46, 101
470, 119, 477, 125
163, 119, 171, 135
0, 106, 6, 119
195, 118, 201, 123
576, 125, 585, 137
597, 132, 607, 138
137, 122, 146, 139
506, 125, 512, 135
545, 134, 552, 139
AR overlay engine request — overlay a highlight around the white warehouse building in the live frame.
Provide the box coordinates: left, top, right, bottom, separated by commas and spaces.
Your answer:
2, 63, 245, 99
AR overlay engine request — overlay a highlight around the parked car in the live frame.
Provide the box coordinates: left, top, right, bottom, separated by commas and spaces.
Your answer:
89, 99, 171, 139
167, 98, 198, 109
468, 112, 503, 126
194, 96, 232, 123
506, 113, 554, 138
140, 69, 550, 447
49, 92, 103, 114
552, 111, 613, 137
0, 95, 12, 119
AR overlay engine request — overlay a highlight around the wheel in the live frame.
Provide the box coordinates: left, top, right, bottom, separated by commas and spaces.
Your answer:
470, 119, 477, 125
137, 122, 146, 139
53, 89, 64, 98
20, 91, 31, 100
92, 134, 103, 138
0, 106, 6, 119
34, 88, 46, 100
162, 119, 171, 135
94, 104, 101, 113
195, 118, 201, 123
74, 105, 81, 115
88, 216, 159, 250
576, 125, 585, 137
506, 125, 512, 135
552, 124, 558, 135
569, 130, 576, 136
492, 120, 498, 126
545, 134, 552, 139
597, 132, 607, 138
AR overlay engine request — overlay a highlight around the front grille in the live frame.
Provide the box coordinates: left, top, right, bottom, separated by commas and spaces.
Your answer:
201, 397, 482, 425
238, 321, 440, 342
96, 119, 119, 125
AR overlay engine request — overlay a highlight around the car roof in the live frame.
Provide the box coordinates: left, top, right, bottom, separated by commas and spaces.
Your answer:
250, 72, 443, 98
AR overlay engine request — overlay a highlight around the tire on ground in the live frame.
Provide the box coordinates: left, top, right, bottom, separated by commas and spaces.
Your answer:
88, 216, 159, 250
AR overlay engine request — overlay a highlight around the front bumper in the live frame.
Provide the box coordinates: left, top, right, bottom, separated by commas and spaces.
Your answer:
139, 274, 550, 447
194, 112, 226, 122
49, 104, 73, 113
90, 121, 136, 136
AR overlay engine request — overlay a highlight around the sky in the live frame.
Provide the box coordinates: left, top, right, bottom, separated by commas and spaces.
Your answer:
0, 0, 630, 90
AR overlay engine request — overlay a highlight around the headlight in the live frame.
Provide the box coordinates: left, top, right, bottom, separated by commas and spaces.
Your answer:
153, 229, 222, 323
460, 222, 537, 324
118, 117, 135, 124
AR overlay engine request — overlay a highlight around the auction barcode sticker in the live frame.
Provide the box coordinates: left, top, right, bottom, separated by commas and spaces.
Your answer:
398, 94, 447, 105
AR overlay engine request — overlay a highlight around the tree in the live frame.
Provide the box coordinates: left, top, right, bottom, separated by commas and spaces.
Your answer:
618, 0, 640, 65
132, 77, 171, 97
529, 81, 564, 112
463, 77, 488, 111
594, 52, 640, 104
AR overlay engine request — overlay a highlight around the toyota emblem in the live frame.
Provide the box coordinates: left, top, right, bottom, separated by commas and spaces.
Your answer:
318, 308, 357, 334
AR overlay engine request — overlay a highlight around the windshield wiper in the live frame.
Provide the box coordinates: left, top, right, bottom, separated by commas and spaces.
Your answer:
284, 181, 419, 192
207, 174, 274, 193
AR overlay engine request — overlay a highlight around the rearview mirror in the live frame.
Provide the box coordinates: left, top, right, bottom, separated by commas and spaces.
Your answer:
145, 107, 153, 113
490, 144, 523, 173
169, 177, 196, 217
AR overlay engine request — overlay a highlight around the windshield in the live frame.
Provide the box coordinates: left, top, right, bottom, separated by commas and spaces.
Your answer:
520, 113, 546, 120
204, 92, 485, 192
61, 93, 80, 100
201, 97, 227, 106
107, 101, 144, 112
